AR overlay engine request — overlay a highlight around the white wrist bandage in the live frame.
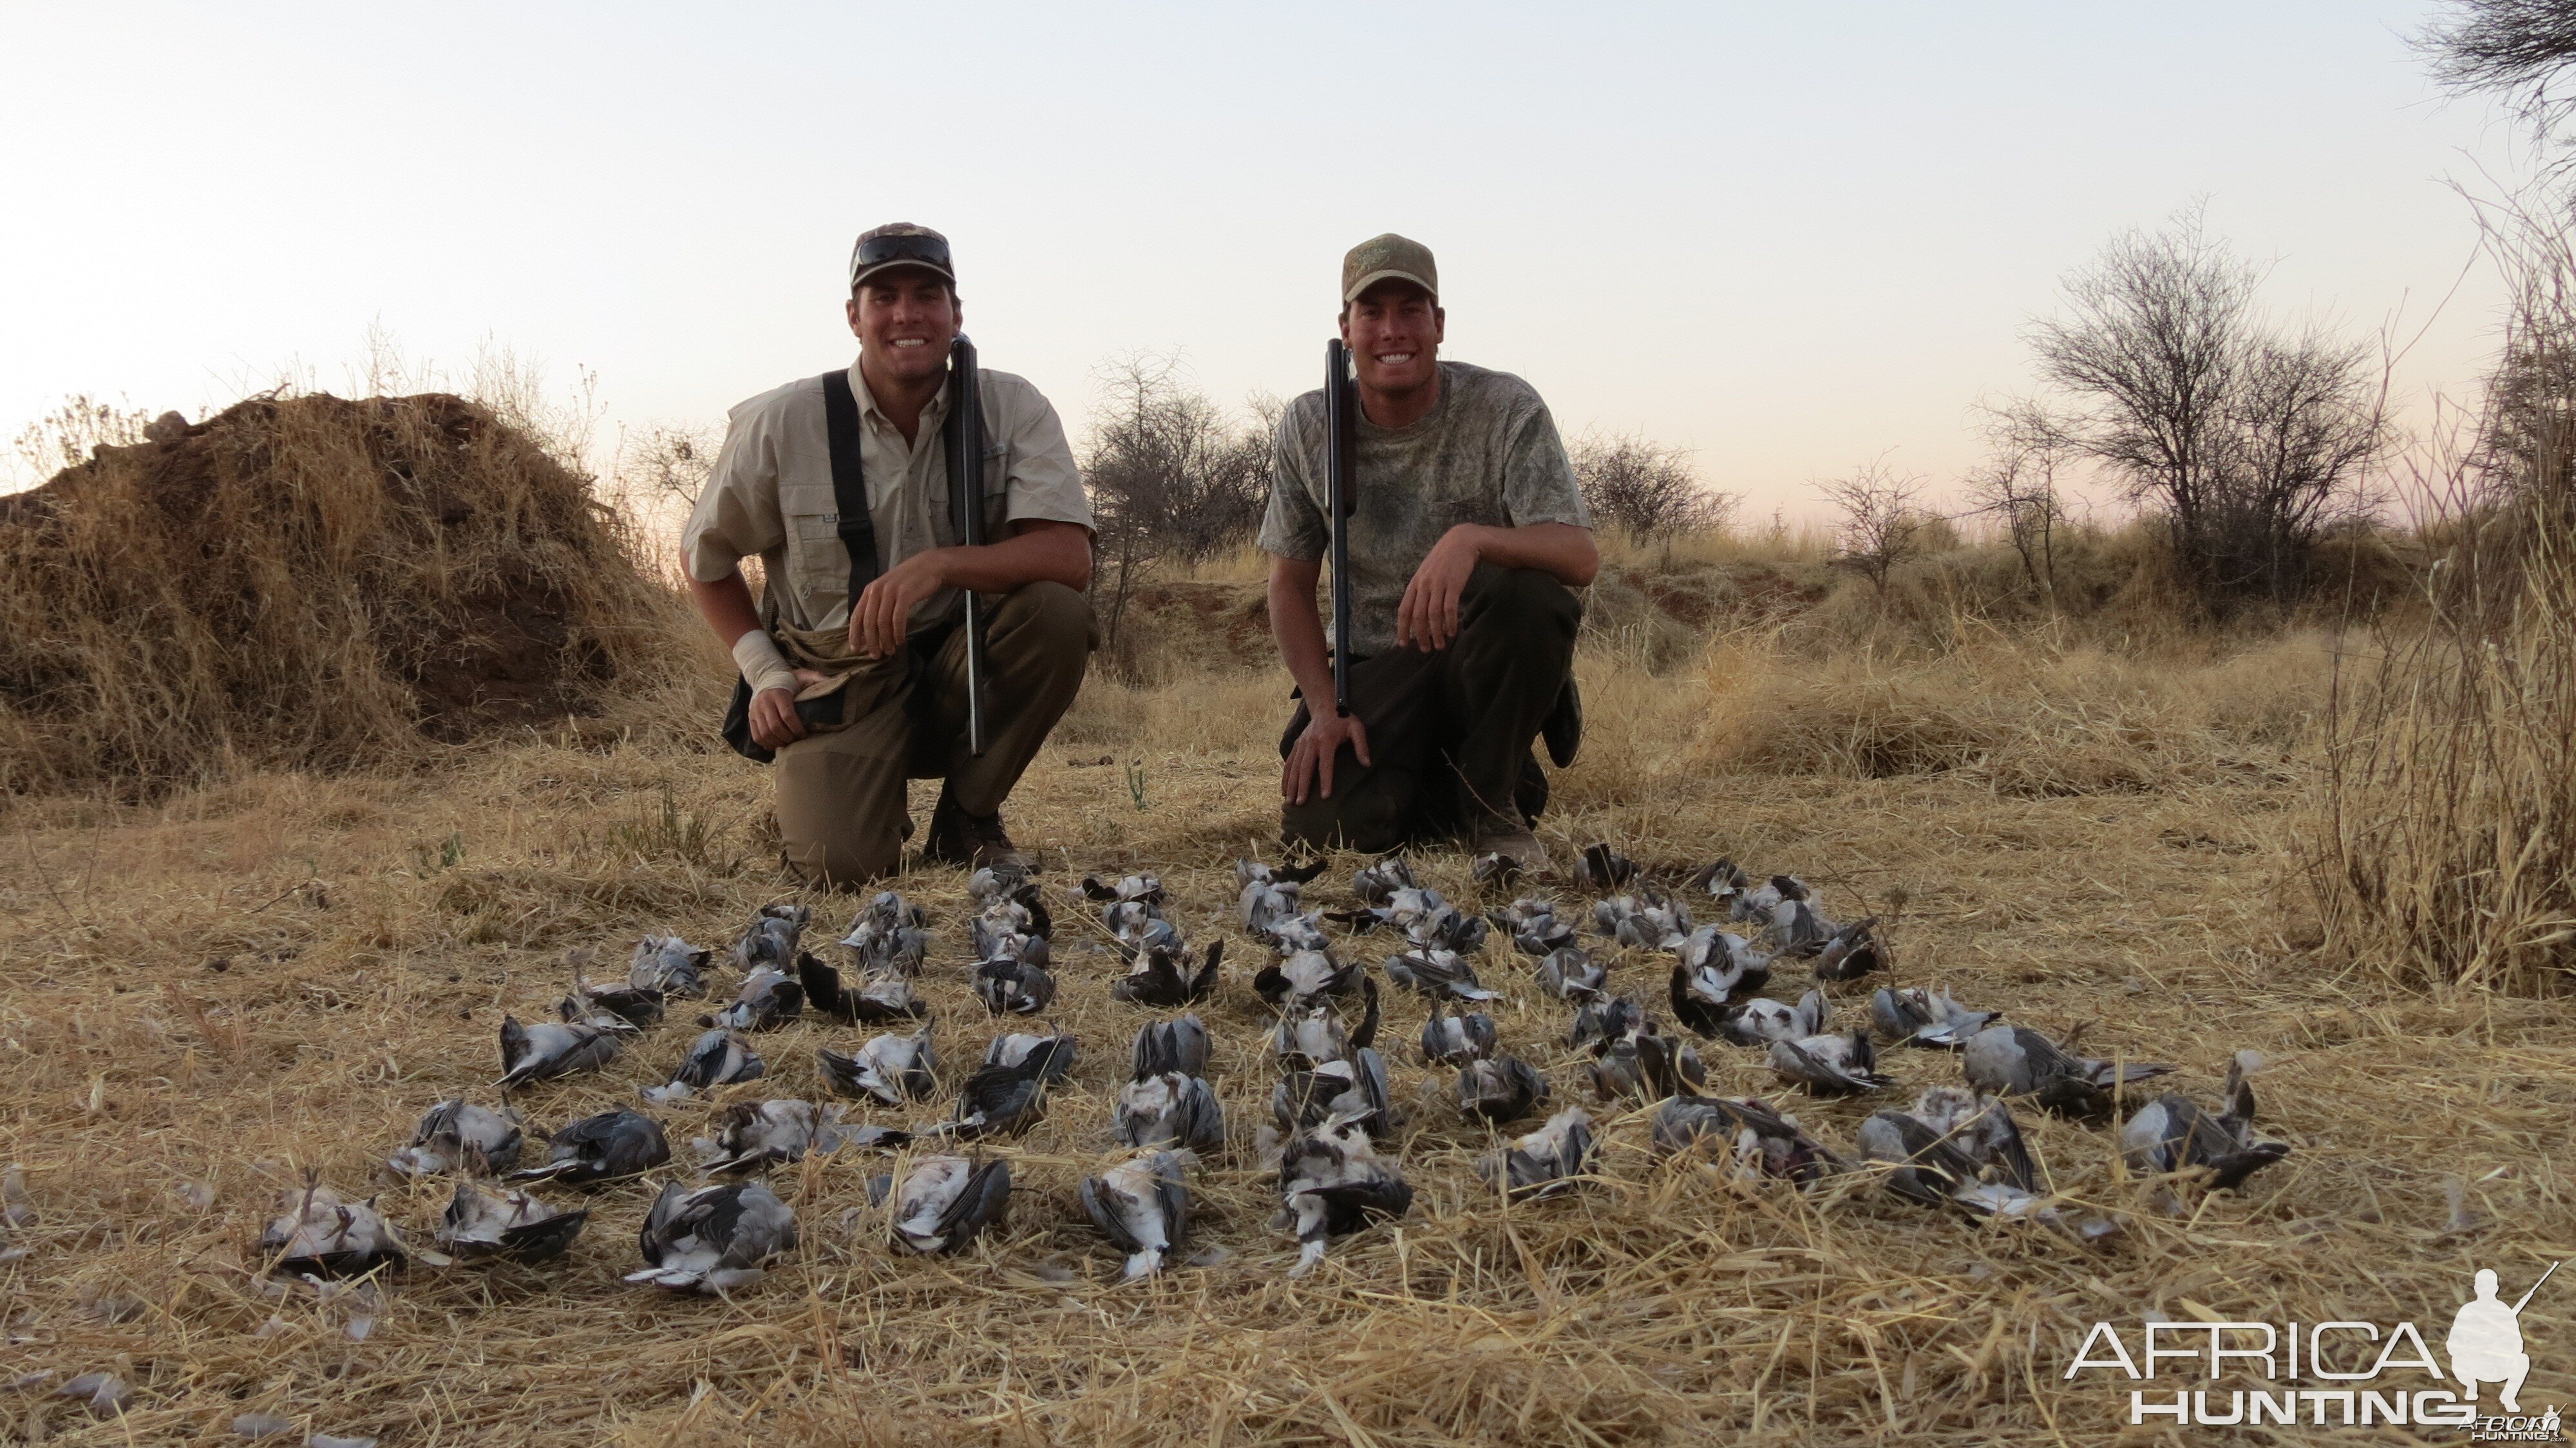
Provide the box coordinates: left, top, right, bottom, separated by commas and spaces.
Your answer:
730, 631, 800, 697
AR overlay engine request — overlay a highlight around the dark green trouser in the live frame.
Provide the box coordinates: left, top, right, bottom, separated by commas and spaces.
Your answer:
774, 581, 1097, 886
1279, 565, 1580, 854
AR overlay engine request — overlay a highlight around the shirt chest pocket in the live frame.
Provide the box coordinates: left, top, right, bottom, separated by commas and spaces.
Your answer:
781, 483, 857, 604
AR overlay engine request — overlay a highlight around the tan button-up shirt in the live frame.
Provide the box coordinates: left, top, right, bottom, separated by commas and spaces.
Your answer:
681, 357, 1090, 633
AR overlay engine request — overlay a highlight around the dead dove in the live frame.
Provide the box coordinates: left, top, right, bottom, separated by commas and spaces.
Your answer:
1384, 948, 1499, 1002
1104, 902, 1180, 958
1731, 873, 1808, 925
1081, 872, 1167, 908
1254, 948, 1360, 1007
559, 971, 664, 1031
1962, 1025, 2172, 1123
1689, 857, 1750, 908
1275, 1052, 1393, 1136
968, 862, 1045, 909
258, 1179, 416, 1276
1419, 1002, 1500, 1065
1667, 946, 1779, 1040
1566, 995, 1649, 1053
435, 1180, 587, 1263
1595, 886, 1690, 949
840, 891, 932, 976
692, 1100, 855, 1175
983, 1029, 1079, 1082
506, 1109, 670, 1186
629, 935, 714, 997
1132, 1015, 1211, 1079
1651, 1094, 1844, 1185
1274, 976, 1381, 1067
497, 1015, 621, 1089
1081, 1150, 1191, 1279
640, 1029, 764, 1105
1238, 857, 1329, 890
2119, 1051, 2289, 1190
937, 1055, 1054, 1139
974, 955, 1057, 1016
1909, 1087, 2038, 1181
1116, 1070, 1226, 1151
887, 1155, 1011, 1254
1714, 989, 1830, 1048
706, 962, 804, 1032
1459, 1054, 1550, 1125
1477, 1106, 1594, 1198
388, 1098, 523, 1179
1812, 916, 1885, 981
1756, 891, 1835, 958
732, 903, 811, 975
1390, 891, 1489, 953
1490, 897, 1578, 957
1537, 946, 1607, 1002
969, 908, 1050, 971
1767, 1028, 1894, 1096
1858, 1088, 2049, 1218
797, 953, 926, 1024
1275, 1112, 1413, 1276
818, 1025, 938, 1107
1589, 1022, 1705, 1101
1675, 923, 1771, 997
626, 1179, 797, 1291
1113, 938, 1224, 1007
1238, 857, 1325, 939
1257, 911, 1336, 957
1351, 855, 1416, 905
1870, 986, 1998, 1049
1575, 842, 1638, 890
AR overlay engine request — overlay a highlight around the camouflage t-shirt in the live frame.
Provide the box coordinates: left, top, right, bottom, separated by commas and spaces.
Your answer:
1258, 359, 1588, 658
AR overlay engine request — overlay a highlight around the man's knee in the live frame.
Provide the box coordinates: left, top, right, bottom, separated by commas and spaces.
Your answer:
993, 580, 1099, 664
780, 830, 902, 889
1464, 566, 1580, 638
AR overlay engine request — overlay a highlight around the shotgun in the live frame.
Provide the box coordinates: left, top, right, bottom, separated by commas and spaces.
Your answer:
945, 335, 989, 755
1323, 339, 1356, 718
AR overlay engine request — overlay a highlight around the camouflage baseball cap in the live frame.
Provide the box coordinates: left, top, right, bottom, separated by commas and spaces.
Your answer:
1341, 233, 1437, 304
849, 222, 955, 291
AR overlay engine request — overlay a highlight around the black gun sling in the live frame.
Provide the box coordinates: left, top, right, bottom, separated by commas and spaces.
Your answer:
719, 369, 881, 763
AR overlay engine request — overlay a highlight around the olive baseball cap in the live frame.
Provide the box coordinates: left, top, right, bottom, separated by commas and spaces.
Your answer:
849, 222, 955, 291
1342, 233, 1437, 304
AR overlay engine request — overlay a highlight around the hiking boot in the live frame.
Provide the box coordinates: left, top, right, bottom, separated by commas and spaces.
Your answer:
1470, 819, 1550, 876
923, 790, 1031, 872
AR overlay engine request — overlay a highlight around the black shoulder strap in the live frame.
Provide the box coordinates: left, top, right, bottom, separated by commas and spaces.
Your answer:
819, 370, 880, 600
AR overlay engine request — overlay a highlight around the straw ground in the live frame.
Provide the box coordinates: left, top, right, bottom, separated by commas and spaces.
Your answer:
3, 607, 2570, 1445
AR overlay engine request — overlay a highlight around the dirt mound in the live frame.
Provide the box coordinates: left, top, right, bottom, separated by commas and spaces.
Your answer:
0, 392, 676, 794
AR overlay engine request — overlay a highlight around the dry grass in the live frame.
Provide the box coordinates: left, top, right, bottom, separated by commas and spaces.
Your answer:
0, 392, 686, 797
4, 607, 2572, 1445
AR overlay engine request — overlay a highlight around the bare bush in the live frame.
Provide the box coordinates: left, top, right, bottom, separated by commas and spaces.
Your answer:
1083, 355, 1271, 664
1817, 459, 1928, 595
2423, 0, 2576, 137
1962, 443, 2070, 604
611, 421, 722, 538
1571, 431, 1735, 547
2002, 209, 2385, 612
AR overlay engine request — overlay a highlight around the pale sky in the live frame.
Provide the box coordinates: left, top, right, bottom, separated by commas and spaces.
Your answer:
0, 2, 2537, 513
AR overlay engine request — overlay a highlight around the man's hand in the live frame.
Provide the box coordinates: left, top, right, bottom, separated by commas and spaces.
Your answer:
1396, 524, 1484, 651
749, 668, 832, 750
848, 551, 951, 658
1283, 709, 1372, 805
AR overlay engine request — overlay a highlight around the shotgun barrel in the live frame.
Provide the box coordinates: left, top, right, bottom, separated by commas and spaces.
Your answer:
1324, 339, 1355, 718
946, 335, 989, 755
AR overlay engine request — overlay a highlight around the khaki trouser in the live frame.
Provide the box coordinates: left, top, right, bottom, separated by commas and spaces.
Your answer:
1278, 565, 1580, 853
775, 581, 1096, 886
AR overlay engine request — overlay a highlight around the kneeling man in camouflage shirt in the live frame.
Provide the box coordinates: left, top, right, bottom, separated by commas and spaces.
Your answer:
682, 224, 1095, 884
1262, 234, 1597, 870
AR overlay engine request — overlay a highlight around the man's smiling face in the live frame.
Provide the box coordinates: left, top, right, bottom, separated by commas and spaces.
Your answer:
848, 270, 961, 386
1341, 280, 1443, 397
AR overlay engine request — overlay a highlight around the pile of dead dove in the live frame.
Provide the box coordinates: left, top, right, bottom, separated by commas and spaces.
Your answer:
23, 841, 2286, 1424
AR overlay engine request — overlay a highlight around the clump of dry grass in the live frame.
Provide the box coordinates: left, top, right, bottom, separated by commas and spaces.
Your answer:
0, 392, 686, 797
